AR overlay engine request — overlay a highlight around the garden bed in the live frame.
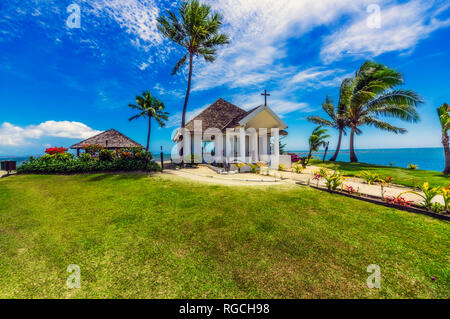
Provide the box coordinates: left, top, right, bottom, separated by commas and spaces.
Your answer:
304, 183, 450, 221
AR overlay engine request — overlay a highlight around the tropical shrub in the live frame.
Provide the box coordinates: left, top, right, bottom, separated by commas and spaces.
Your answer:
80, 153, 92, 162
82, 144, 104, 154
358, 171, 380, 185
397, 182, 441, 211
292, 164, 303, 174
278, 164, 286, 171
99, 149, 114, 161
318, 168, 344, 191
17, 147, 159, 174
248, 163, 258, 173
441, 187, 449, 213
431, 202, 445, 214
407, 163, 418, 170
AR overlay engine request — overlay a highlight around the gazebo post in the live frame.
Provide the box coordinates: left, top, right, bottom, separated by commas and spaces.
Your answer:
77, 149, 80, 157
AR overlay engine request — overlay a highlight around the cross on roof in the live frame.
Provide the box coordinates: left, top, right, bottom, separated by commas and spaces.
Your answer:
261, 89, 270, 106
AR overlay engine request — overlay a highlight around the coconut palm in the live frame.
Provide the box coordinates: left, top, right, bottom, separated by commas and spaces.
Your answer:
306, 79, 354, 161
437, 102, 450, 174
306, 126, 330, 165
157, 0, 229, 129
342, 61, 423, 162
128, 91, 169, 151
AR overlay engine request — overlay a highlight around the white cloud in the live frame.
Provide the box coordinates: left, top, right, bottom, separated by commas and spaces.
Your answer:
0, 121, 102, 146
88, 0, 163, 46
289, 67, 352, 88
321, 1, 450, 63
191, 0, 366, 91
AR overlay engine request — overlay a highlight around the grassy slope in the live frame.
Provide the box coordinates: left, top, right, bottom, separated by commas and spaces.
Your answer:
310, 159, 449, 188
0, 174, 448, 298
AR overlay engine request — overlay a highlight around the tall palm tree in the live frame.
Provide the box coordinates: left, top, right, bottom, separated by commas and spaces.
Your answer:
342, 61, 423, 162
157, 0, 229, 129
128, 91, 169, 152
437, 102, 450, 175
306, 126, 330, 165
306, 79, 354, 161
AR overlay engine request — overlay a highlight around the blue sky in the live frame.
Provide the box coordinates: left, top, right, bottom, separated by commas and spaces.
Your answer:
1, 0, 449, 156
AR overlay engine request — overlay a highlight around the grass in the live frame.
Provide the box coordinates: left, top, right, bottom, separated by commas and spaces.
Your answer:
0, 173, 448, 298
310, 159, 449, 188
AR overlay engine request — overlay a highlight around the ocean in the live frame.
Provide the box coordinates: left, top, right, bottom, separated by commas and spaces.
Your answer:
0, 148, 447, 172
291, 147, 446, 172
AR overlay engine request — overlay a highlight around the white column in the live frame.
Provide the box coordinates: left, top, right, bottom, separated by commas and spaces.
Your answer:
271, 128, 279, 169
258, 128, 268, 163
225, 128, 234, 164
239, 126, 246, 163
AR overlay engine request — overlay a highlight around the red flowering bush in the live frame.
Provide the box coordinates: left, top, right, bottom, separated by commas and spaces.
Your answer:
289, 153, 302, 163
385, 196, 414, 207
344, 185, 356, 194
45, 147, 68, 155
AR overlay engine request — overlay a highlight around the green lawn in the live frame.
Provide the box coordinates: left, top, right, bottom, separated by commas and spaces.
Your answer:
0, 174, 448, 298
310, 159, 449, 188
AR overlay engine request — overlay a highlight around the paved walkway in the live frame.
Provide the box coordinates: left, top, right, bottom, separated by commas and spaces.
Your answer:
162, 165, 444, 205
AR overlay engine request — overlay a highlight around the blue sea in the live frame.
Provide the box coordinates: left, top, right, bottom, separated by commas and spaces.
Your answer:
290, 148, 446, 172
0, 148, 447, 172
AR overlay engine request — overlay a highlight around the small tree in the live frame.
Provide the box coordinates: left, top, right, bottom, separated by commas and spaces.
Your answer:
306, 126, 330, 165
128, 91, 169, 151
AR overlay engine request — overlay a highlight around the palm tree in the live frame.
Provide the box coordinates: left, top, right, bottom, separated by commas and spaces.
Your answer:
437, 103, 450, 175
128, 91, 169, 152
342, 61, 423, 162
306, 79, 354, 161
157, 0, 229, 129
306, 126, 330, 165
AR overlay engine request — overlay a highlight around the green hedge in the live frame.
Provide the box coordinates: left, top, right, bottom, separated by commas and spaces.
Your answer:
17, 157, 160, 174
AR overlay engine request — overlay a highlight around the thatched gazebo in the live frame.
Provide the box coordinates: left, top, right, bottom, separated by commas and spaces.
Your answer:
70, 129, 144, 156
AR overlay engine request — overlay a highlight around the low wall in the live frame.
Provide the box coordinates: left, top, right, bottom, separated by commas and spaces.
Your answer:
279, 155, 292, 169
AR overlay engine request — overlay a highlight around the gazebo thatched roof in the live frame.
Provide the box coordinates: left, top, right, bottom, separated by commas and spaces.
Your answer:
70, 129, 144, 149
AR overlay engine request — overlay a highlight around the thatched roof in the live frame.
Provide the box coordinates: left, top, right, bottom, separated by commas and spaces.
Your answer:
70, 129, 144, 149
185, 98, 248, 132
180, 98, 288, 138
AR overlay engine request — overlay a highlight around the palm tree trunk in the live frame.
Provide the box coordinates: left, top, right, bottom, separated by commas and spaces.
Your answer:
305, 149, 312, 165
181, 53, 193, 128
349, 125, 358, 163
329, 128, 343, 162
146, 116, 152, 152
443, 131, 450, 175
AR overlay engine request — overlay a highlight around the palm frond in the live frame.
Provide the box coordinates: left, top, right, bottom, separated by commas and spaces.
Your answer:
362, 116, 407, 134
306, 116, 334, 128
171, 53, 188, 75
